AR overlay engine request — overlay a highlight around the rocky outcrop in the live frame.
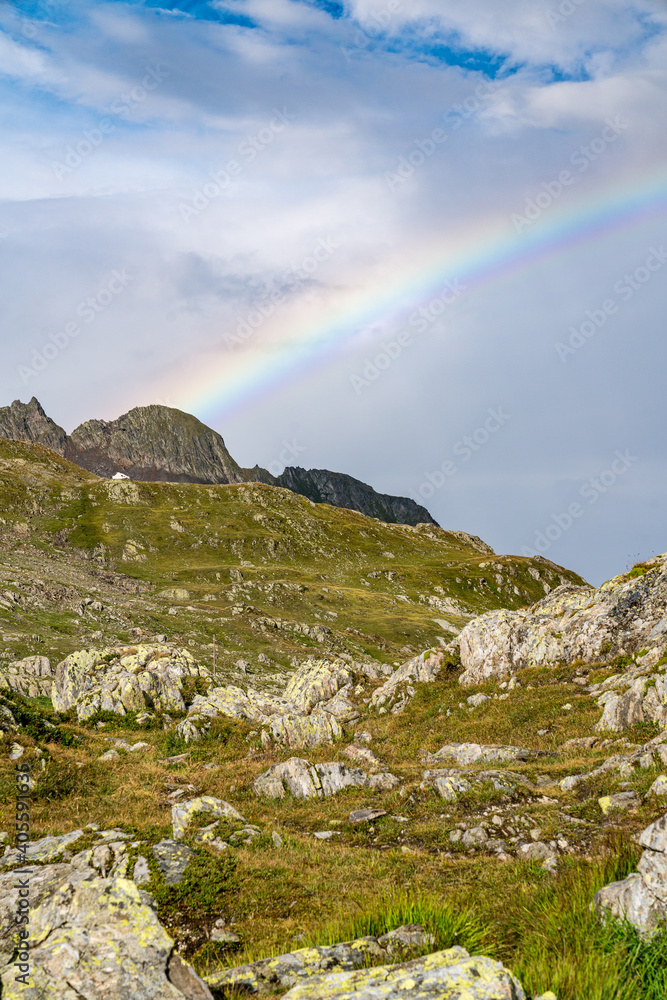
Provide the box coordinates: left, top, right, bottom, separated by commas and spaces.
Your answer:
51, 644, 210, 721
253, 757, 399, 799
183, 658, 357, 748
0, 862, 213, 999
68, 404, 245, 484
171, 796, 246, 840
275, 467, 438, 527
205, 926, 437, 994
279, 947, 525, 1000
0, 655, 53, 698
594, 812, 667, 936
458, 557, 667, 687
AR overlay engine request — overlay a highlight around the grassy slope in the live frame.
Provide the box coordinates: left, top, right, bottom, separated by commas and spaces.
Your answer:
0, 437, 584, 674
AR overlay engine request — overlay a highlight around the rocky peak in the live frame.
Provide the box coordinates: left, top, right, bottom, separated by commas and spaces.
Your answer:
67, 405, 245, 484
0, 397, 68, 455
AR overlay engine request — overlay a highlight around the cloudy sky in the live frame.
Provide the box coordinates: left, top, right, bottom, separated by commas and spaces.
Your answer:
1, 0, 666, 584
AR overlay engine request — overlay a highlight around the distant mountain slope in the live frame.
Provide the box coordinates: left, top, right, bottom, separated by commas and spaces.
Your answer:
0, 398, 437, 527
276, 466, 437, 527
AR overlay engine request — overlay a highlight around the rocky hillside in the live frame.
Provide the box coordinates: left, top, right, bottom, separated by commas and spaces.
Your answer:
0, 398, 437, 527
3, 440, 667, 1000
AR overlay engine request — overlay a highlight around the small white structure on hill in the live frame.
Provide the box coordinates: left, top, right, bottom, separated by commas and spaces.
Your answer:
111, 472, 130, 480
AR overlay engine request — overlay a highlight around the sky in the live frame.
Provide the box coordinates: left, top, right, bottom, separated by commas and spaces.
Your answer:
1, 0, 666, 585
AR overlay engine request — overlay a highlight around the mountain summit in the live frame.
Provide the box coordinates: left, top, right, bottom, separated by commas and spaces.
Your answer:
0, 398, 437, 527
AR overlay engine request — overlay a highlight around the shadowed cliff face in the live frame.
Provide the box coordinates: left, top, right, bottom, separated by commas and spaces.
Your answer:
0, 398, 438, 526
276, 467, 438, 527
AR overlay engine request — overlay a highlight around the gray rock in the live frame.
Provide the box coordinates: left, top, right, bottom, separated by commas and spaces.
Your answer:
205, 928, 463, 996
595, 873, 666, 936
349, 809, 387, 824
639, 814, 667, 852
152, 839, 195, 886
370, 649, 453, 714
457, 560, 667, 690
51, 644, 210, 721
461, 826, 488, 848
421, 768, 534, 802
253, 758, 399, 801
172, 796, 245, 841
133, 855, 151, 886
0, 861, 212, 998
1, 829, 84, 867
279, 947, 525, 1000
423, 742, 547, 767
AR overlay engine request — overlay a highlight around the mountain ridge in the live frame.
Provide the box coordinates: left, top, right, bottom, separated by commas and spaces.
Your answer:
0, 397, 437, 527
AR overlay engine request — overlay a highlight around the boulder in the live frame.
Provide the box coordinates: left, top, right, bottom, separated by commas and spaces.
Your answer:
253, 757, 399, 800
1, 829, 84, 867
282, 658, 353, 714
205, 927, 441, 995
0, 863, 213, 998
457, 559, 667, 686
421, 768, 534, 802
184, 658, 350, 749
422, 743, 547, 767
172, 797, 246, 841
279, 947, 525, 1000
51, 645, 210, 722
594, 811, 667, 934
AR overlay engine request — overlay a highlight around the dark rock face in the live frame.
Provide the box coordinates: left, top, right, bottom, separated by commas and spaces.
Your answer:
0, 397, 68, 455
276, 467, 438, 527
67, 405, 245, 484
0, 399, 438, 526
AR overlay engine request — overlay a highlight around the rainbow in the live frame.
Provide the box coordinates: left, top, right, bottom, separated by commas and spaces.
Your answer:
158, 164, 667, 426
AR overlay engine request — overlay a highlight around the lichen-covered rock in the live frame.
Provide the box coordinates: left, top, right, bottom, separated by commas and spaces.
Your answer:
152, 840, 196, 885
1, 829, 84, 867
0, 655, 53, 697
458, 559, 667, 686
595, 811, 667, 935
185, 658, 349, 748
421, 768, 534, 801
422, 743, 547, 767
0, 863, 213, 998
370, 649, 453, 714
51, 645, 210, 721
172, 796, 245, 840
253, 757, 399, 800
279, 947, 525, 1000
205, 927, 439, 995
282, 658, 354, 714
